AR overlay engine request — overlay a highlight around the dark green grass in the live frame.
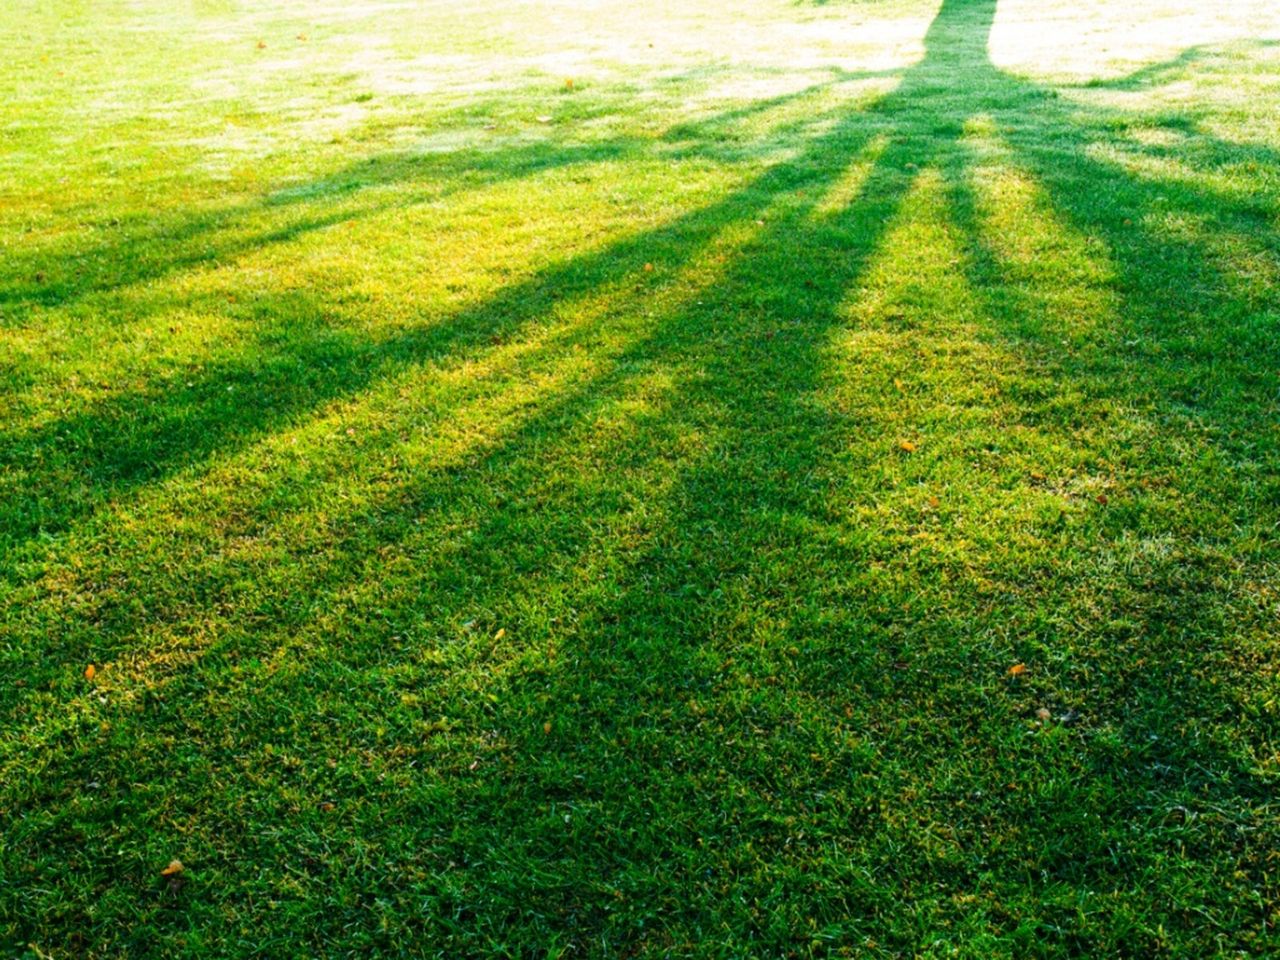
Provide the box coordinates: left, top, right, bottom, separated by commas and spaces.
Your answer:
2, 0, 1280, 956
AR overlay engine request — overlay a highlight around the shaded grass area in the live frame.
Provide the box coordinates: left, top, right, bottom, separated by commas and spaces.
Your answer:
2, 0, 1280, 956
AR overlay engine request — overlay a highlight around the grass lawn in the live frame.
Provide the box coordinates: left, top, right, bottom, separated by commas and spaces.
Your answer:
3, 0, 1280, 954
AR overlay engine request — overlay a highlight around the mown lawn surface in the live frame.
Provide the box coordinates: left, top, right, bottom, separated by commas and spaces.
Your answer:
3, 0, 1280, 955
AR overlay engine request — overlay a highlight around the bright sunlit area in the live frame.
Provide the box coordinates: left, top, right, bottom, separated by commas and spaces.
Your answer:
3, 0, 1279, 956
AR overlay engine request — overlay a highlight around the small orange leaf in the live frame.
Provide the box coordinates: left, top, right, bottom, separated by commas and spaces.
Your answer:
84, 664, 96, 681
643, 262, 654, 272
543, 721, 552, 734
319, 801, 335, 812
494, 628, 506, 641
898, 440, 917, 453
160, 859, 184, 877
1008, 663, 1027, 677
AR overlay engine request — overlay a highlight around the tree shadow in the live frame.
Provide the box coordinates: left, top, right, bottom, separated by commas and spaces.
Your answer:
2, 0, 1279, 955
435, 3, 1280, 951
0, 67, 895, 564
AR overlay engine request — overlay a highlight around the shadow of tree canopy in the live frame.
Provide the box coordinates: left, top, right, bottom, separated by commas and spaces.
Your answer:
2, 0, 1279, 955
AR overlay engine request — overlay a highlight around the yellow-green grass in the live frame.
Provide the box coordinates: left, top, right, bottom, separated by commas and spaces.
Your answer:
3, 0, 1280, 955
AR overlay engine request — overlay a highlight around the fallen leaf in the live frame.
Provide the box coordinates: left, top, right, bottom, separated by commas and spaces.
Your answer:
1007, 663, 1027, 677
543, 721, 552, 734
1036, 707, 1052, 721
256, 40, 267, 49
84, 664, 96, 681
318, 801, 335, 812
563, 78, 574, 90
494, 628, 506, 641
160, 859, 184, 877
643, 262, 654, 272
1096, 494, 1109, 505
536, 115, 552, 124
898, 440, 917, 453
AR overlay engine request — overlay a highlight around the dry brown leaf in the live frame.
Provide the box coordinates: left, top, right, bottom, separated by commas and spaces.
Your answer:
543, 721, 552, 734
494, 628, 506, 641
898, 440, 917, 453
1007, 663, 1027, 677
84, 664, 96, 681
160, 859, 184, 877
1036, 707, 1052, 721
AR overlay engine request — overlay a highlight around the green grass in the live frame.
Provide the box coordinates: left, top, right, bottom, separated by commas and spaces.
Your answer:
3, 0, 1280, 955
